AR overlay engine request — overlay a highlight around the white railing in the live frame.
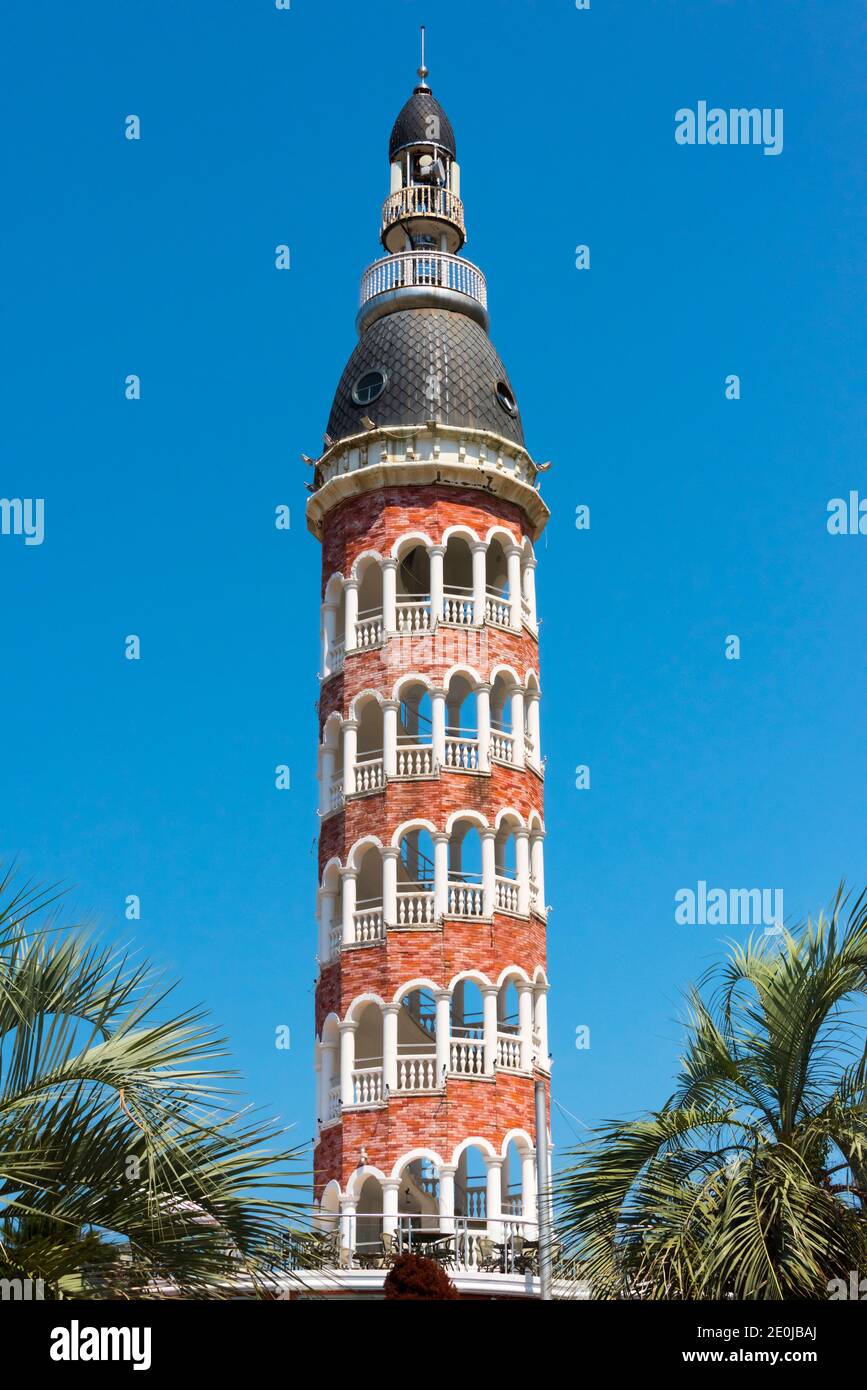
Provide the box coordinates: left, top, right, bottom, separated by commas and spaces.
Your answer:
328, 925, 342, 958
352, 1066, 383, 1105
354, 611, 384, 648
308, 1214, 540, 1275
485, 590, 511, 627
359, 251, 487, 313
381, 184, 466, 233
490, 730, 515, 764
396, 1054, 439, 1091
329, 774, 344, 811
396, 597, 432, 633
444, 735, 479, 770
447, 880, 485, 918
495, 875, 520, 913
327, 1085, 341, 1121
462, 1184, 487, 1221
327, 640, 345, 675
395, 743, 435, 778
449, 1035, 485, 1075
353, 754, 384, 794
354, 903, 385, 944
395, 885, 436, 926
442, 586, 475, 626
521, 596, 532, 626
497, 1033, 522, 1070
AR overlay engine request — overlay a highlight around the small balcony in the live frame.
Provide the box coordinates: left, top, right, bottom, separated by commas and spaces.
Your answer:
358, 250, 488, 332
380, 184, 466, 238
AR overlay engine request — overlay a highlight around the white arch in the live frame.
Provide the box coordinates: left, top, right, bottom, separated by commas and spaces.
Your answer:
346, 834, 385, 870
450, 1135, 497, 1167
496, 963, 532, 988
527, 810, 546, 834
391, 817, 438, 848
440, 523, 480, 547
319, 856, 344, 889
447, 967, 492, 993
524, 667, 541, 690
494, 806, 527, 831
390, 1147, 447, 1180
445, 807, 490, 835
317, 1011, 341, 1045
349, 687, 385, 720
501, 1127, 535, 1159
391, 530, 434, 560
443, 662, 483, 689
324, 572, 345, 604
351, 548, 384, 580
390, 671, 433, 702
532, 965, 550, 987
345, 991, 386, 1023
489, 663, 522, 687
392, 976, 442, 1004
485, 523, 520, 549
345, 1164, 389, 1201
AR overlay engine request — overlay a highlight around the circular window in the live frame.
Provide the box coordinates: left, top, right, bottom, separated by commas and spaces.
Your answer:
352, 370, 387, 406
495, 380, 518, 417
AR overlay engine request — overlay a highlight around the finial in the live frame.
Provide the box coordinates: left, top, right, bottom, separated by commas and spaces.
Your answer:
417, 25, 429, 87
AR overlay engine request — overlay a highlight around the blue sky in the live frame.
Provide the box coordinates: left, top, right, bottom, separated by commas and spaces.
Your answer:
2, 0, 864, 1169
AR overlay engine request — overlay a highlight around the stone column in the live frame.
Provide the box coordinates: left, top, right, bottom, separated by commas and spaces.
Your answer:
524, 557, 538, 628
344, 577, 359, 651
526, 690, 542, 768
506, 544, 523, 630
382, 1002, 399, 1094
522, 1150, 538, 1238
431, 687, 447, 767
476, 682, 491, 771
382, 699, 398, 778
535, 983, 550, 1069
319, 741, 336, 817
481, 828, 496, 918
531, 832, 546, 916
433, 831, 449, 919
485, 1156, 504, 1242
517, 982, 534, 1072
435, 988, 451, 1086
318, 887, 337, 963
343, 718, 358, 795
429, 544, 445, 625
515, 828, 531, 915
482, 984, 499, 1075
382, 556, 397, 634
509, 686, 526, 768
381, 846, 399, 928
339, 1020, 357, 1107
438, 1165, 456, 1236
322, 600, 338, 674
471, 541, 487, 625
341, 868, 357, 946
382, 1178, 400, 1239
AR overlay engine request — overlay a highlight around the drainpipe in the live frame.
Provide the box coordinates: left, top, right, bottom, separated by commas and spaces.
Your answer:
535, 1079, 553, 1300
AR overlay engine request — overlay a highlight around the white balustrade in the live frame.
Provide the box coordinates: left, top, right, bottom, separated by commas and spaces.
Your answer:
495, 875, 520, 913
497, 1032, 522, 1070
328, 925, 342, 958
354, 611, 384, 648
395, 886, 436, 926
353, 754, 385, 794
444, 735, 479, 771
353, 903, 385, 944
329, 774, 344, 811
485, 590, 511, 627
381, 185, 466, 234
490, 730, 515, 764
462, 1184, 487, 1221
449, 1035, 485, 1075
447, 880, 485, 918
396, 597, 432, 633
359, 251, 487, 313
442, 586, 475, 626
352, 1066, 384, 1105
328, 639, 345, 674
327, 1085, 341, 1121
395, 743, 434, 777
396, 1054, 438, 1091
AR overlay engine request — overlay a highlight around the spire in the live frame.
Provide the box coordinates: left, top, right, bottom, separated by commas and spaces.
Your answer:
416, 25, 429, 91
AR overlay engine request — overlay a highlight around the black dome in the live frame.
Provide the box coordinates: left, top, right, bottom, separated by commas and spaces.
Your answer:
389, 86, 456, 160
326, 309, 524, 447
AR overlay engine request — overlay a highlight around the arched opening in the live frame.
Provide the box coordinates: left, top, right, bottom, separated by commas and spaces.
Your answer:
396, 985, 438, 1091
353, 1001, 384, 1104
524, 672, 541, 766
445, 672, 478, 769
355, 696, 384, 793
485, 537, 510, 626
448, 818, 484, 918
450, 977, 485, 1076
355, 558, 384, 647
496, 977, 522, 1070
355, 1175, 384, 1261
396, 680, 433, 777
354, 845, 384, 943
396, 826, 435, 925
442, 536, 474, 625
396, 1156, 440, 1238
490, 672, 516, 764
494, 816, 520, 913
455, 1145, 488, 1226
396, 543, 432, 633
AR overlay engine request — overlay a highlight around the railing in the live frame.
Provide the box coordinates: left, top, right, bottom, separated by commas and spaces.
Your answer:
352, 1066, 384, 1105
447, 879, 485, 919
292, 1215, 542, 1276
444, 734, 479, 770
449, 1035, 485, 1075
495, 875, 520, 913
396, 596, 432, 633
328, 924, 342, 958
442, 585, 475, 626
353, 754, 384, 794
497, 1032, 522, 1070
395, 884, 436, 926
462, 1184, 487, 1221
485, 589, 511, 627
395, 743, 435, 778
327, 639, 345, 675
359, 251, 487, 313
354, 901, 385, 944
329, 774, 344, 811
354, 609, 384, 648
327, 1085, 341, 1121
396, 1053, 439, 1091
381, 184, 466, 234
521, 596, 532, 626
490, 730, 515, 764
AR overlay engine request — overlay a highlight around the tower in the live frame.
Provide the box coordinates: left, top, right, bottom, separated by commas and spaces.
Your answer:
308, 37, 551, 1297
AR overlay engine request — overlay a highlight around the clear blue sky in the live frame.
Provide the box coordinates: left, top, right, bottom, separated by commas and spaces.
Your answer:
2, 0, 864, 1167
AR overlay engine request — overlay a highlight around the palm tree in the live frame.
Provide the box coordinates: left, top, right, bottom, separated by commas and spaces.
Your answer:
0, 866, 307, 1298
555, 890, 867, 1299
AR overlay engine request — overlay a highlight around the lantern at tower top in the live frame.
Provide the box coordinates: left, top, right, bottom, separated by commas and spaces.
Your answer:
382, 28, 464, 258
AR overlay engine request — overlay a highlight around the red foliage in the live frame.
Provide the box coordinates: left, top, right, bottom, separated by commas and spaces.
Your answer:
383, 1252, 460, 1300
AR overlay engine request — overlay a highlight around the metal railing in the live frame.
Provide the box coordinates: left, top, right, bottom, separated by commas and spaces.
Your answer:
359, 251, 487, 312
381, 184, 466, 234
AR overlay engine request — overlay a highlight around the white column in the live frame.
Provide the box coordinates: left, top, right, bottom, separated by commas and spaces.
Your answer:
382, 1178, 400, 1238
433, 832, 449, 918
343, 718, 358, 795
506, 544, 522, 630
509, 686, 526, 768
322, 601, 337, 674
531, 833, 546, 916
319, 742, 336, 816
471, 541, 486, 625
516, 829, 531, 915
438, 1165, 456, 1235
339, 1197, 356, 1266
429, 544, 445, 624
535, 983, 550, 1069
318, 888, 337, 963
344, 577, 359, 651
383, 700, 398, 778
521, 1150, 538, 1238
435, 988, 451, 1086
431, 687, 446, 766
482, 984, 498, 1074
526, 691, 542, 768
485, 1156, 504, 1242
476, 682, 491, 772
518, 982, 534, 1072
339, 1020, 357, 1107
341, 869, 357, 946
382, 847, 398, 927
524, 558, 538, 628
382, 1002, 399, 1093
382, 557, 397, 634
481, 828, 496, 918
314, 1051, 324, 1129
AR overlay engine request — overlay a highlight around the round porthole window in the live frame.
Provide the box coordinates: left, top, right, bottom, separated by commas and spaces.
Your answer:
352, 370, 387, 406
495, 380, 518, 417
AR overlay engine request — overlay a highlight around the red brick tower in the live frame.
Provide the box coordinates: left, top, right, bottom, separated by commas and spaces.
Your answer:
307, 40, 551, 1295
